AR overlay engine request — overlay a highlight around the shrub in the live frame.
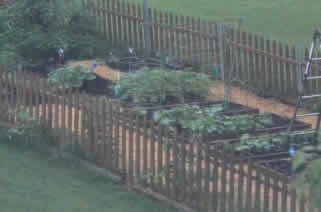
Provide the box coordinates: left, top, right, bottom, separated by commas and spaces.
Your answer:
118, 68, 212, 104
6, 107, 54, 147
48, 65, 96, 90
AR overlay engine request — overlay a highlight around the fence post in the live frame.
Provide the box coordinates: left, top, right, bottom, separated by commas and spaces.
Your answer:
143, 0, 152, 56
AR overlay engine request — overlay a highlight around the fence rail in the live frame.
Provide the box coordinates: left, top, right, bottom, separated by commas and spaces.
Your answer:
88, 0, 321, 101
0, 66, 317, 212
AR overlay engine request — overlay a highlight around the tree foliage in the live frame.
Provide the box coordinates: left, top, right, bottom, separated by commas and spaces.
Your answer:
0, 0, 108, 67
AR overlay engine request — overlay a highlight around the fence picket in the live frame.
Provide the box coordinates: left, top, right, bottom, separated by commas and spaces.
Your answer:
121, 107, 127, 173
284, 45, 291, 97
266, 40, 273, 90
150, 120, 156, 189
164, 128, 170, 196
47, 81, 53, 129
112, 0, 118, 46
114, 104, 120, 169
279, 42, 285, 94
157, 124, 164, 193
132, 4, 138, 49
137, 4, 144, 51
254, 35, 260, 86
159, 11, 165, 54
186, 16, 192, 59
248, 33, 254, 84
107, 101, 114, 170
122, 0, 127, 44
237, 160, 245, 211
54, 87, 60, 146
195, 141, 202, 212
74, 89, 80, 150
128, 112, 134, 187
254, 165, 262, 212
116, 0, 122, 46
292, 47, 298, 97
67, 88, 73, 144
153, 8, 159, 53
290, 190, 296, 212
175, 14, 181, 58
212, 147, 219, 211
135, 114, 141, 181
263, 171, 270, 212
228, 157, 236, 212
142, 116, 148, 184
272, 40, 279, 93
79, 91, 86, 150
180, 132, 186, 202
242, 31, 248, 82
260, 36, 266, 90
204, 143, 210, 211
93, 97, 99, 158
106, 0, 113, 41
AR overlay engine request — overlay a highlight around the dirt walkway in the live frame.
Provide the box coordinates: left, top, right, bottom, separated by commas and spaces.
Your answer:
210, 82, 316, 128
70, 60, 123, 81
70, 60, 316, 128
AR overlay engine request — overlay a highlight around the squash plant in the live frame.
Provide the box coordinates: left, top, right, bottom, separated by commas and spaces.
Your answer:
232, 132, 316, 154
48, 65, 96, 90
118, 68, 212, 104
153, 104, 276, 137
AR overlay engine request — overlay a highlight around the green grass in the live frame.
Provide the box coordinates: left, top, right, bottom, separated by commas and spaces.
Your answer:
128, 0, 321, 45
0, 141, 182, 212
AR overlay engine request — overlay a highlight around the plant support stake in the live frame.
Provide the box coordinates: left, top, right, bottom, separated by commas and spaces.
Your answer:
218, 24, 228, 108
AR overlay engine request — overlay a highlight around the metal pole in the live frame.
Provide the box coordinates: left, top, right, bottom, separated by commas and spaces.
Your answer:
143, 0, 152, 56
218, 23, 227, 107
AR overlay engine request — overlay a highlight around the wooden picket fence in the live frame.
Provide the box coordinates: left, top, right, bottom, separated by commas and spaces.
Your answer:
87, 0, 321, 101
0, 66, 318, 212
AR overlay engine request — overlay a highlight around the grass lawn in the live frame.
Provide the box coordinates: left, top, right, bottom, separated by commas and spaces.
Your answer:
128, 0, 321, 45
0, 141, 182, 212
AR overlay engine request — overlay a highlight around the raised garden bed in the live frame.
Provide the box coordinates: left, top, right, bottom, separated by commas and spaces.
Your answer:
212, 130, 316, 176
106, 51, 195, 73
203, 113, 311, 142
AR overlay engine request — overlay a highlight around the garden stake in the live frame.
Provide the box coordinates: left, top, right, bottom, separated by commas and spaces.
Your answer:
58, 48, 64, 65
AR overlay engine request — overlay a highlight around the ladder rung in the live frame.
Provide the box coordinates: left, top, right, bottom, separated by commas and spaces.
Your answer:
296, 112, 320, 117
311, 58, 321, 61
302, 94, 321, 99
306, 76, 321, 80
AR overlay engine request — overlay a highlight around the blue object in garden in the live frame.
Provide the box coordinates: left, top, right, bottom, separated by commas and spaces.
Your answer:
289, 146, 295, 155
92, 60, 97, 70
214, 65, 219, 80
115, 84, 121, 96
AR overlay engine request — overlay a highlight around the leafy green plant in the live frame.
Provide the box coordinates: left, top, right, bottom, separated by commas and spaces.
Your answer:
6, 107, 54, 147
153, 104, 276, 137
233, 132, 316, 154
292, 136, 321, 211
118, 68, 212, 104
48, 65, 96, 90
